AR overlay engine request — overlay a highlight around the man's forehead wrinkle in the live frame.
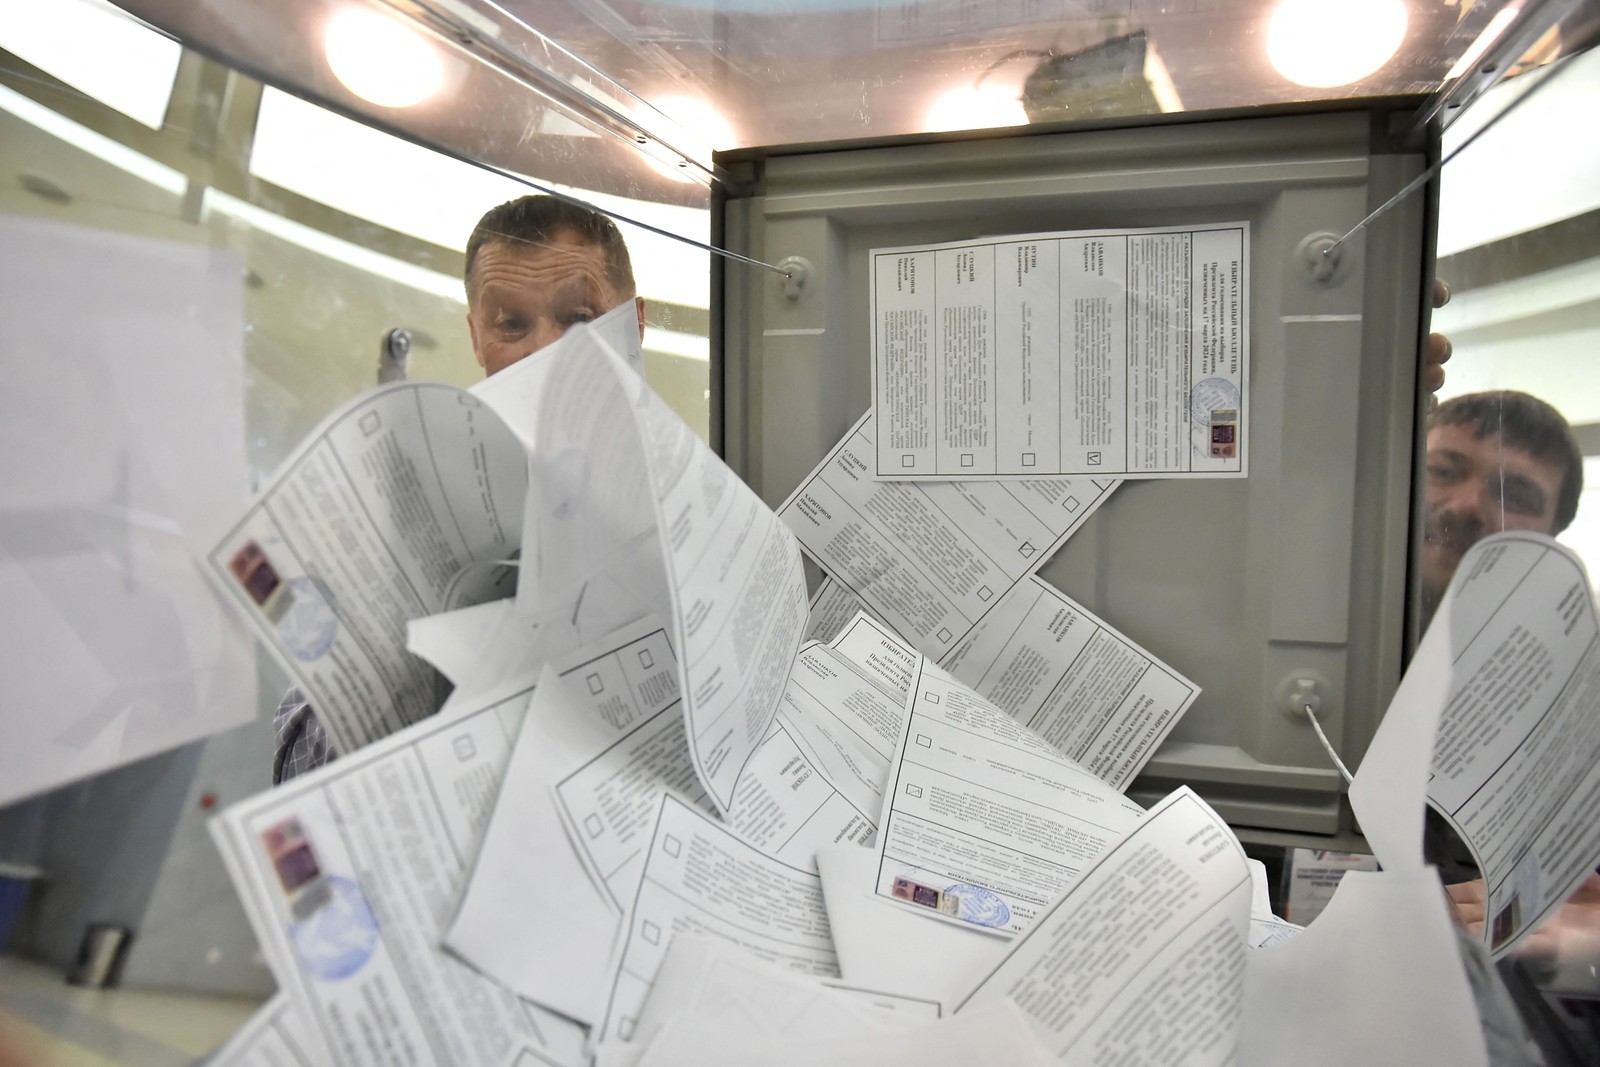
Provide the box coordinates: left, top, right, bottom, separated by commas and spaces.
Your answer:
472, 246, 611, 304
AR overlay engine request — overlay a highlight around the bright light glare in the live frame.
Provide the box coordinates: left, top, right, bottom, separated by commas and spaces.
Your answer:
0, 0, 180, 129
923, 85, 1028, 134
1267, 0, 1408, 88
635, 95, 732, 184
324, 8, 445, 108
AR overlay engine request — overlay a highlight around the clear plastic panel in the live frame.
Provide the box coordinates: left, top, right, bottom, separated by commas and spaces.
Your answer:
113, 0, 1576, 151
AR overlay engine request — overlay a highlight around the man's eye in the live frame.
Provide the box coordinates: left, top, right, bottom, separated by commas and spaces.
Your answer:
1501, 483, 1545, 516
497, 317, 528, 334
1427, 462, 1462, 483
564, 309, 596, 326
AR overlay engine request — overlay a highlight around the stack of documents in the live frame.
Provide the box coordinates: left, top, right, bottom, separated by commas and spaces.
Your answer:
197, 229, 1600, 1067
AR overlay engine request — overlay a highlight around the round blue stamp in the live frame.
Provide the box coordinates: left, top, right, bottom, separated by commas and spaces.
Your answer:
290, 875, 379, 982
1189, 377, 1241, 429
945, 882, 1011, 929
277, 576, 337, 662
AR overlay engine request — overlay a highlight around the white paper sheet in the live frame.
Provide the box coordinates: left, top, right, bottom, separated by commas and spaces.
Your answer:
1237, 870, 1487, 1067
1246, 916, 1304, 949
779, 413, 1115, 660
520, 327, 808, 814
941, 574, 1200, 789
599, 794, 840, 1045
816, 844, 1009, 1010
872, 658, 1145, 935
450, 619, 885, 1026
632, 997, 1056, 1067
206, 383, 527, 754
804, 577, 891, 644
770, 614, 922, 821
203, 994, 319, 1067
210, 688, 588, 1067
0, 214, 255, 805
1352, 532, 1600, 957
871, 223, 1249, 479
628, 934, 940, 1051
445, 619, 681, 1024
956, 787, 1251, 1064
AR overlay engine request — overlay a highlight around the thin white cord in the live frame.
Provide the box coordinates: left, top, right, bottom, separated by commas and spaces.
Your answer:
1304, 703, 1354, 785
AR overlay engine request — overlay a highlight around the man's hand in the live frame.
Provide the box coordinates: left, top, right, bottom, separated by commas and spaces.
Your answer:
1448, 872, 1600, 961
1425, 279, 1453, 408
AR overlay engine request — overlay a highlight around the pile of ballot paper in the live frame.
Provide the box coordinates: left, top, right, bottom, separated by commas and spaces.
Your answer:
199, 274, 1600, 1066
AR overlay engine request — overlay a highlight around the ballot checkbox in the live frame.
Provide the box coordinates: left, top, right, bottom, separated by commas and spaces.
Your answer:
1022, 452, 1036, 467
359, 411, 381, 437
901, 454, 916, 468
905, 784, 923, 798
586, 672, 605, 695
978, 585, 992, 601
937, 627, 952, 643
1087, 452, 1102, 466
453, 736, 476, 761
960, 453, 973, 468
915, 734, 932, 748
584, 814, 604, 839
642, 921, 661, 946
1064, 495, 1080, 512
663, 834, 682, 858
638, 649, 654, 669
1018, 542, 1035, 558
923, 691, 940, 704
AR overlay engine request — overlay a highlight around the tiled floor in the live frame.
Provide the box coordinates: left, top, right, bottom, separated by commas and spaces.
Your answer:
0, 958, 265, 1066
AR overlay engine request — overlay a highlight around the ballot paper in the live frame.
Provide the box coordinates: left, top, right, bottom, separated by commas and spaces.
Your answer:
772, 613, 923, 819
941, 574, 1200, 789
446, 620, 682, 1024
873, 659, 1145, 935
203, 994, 317, 1067
1351, 532, 1600, 958
206, 383, 526, 754
1246, 916, 1304, 949
628, 934, 940, 1052
210, 687, 588, 1067
405, 598, 580, 709
956, 787, 1251, 1064
817, 844, 1009, 1010
600, 794, 839, 1045
628, 998, 1057, 1067
778, 412, 1115, 659
451, 615, 896, 1025
804, 577, 890, 643
871, 223, 1249, 479
810, 575, 1197, 789
1241, 858, 1302, 948
518, 325, 808, 814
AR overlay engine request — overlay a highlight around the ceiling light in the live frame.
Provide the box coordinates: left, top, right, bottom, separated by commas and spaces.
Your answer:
1267, 0, 1408, 89
324, 7, 445, 109
924, 85, 1028, 134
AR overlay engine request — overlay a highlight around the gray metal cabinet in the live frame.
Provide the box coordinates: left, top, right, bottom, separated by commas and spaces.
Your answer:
717, 108, 1432, 841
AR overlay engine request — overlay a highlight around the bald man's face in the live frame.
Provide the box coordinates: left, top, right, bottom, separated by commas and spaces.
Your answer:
466, 231, 642, 376
1421, 422, 1565, 611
